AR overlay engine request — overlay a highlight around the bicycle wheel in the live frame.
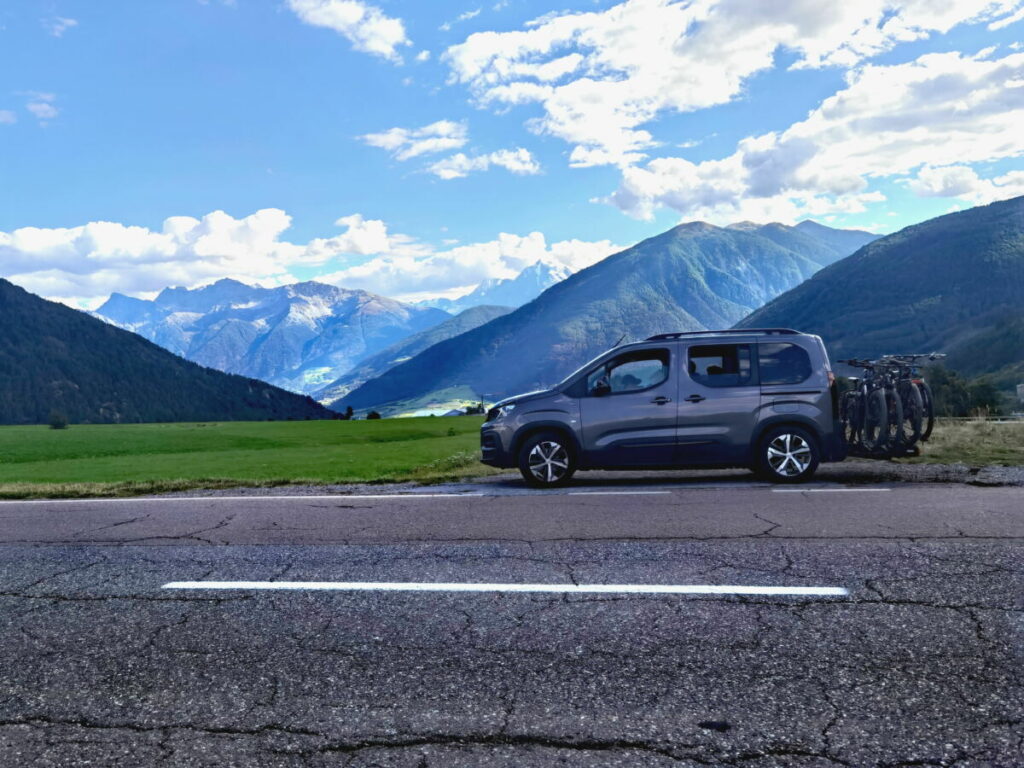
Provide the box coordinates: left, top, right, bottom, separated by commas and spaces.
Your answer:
840, 391, 861, 448
861, 388, 888, 452
883, 386, 904, 452
898, 381, 924, 447
919, 381, 936, 442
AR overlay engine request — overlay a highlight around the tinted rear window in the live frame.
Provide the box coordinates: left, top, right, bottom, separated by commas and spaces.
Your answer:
688, 344, 755, 388
759, 342, 812, 385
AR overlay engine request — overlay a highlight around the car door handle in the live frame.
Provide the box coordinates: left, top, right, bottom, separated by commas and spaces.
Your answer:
685, 394, 706, 403
651, 396, 672, 405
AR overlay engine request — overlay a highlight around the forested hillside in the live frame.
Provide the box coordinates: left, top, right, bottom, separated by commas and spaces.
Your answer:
738, 196, 1024, 389
0, 279, 331, 424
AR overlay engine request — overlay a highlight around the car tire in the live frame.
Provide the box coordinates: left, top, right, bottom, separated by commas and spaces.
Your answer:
754, 425, 820, 483
518, 431, 577, 488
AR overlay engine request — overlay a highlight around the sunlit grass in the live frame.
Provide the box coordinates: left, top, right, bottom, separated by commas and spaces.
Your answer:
905, 418, 1024, 467
0, 417, 501, 498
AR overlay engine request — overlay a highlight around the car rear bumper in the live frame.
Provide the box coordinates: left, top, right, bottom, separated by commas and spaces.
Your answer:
824, 422, 848, 463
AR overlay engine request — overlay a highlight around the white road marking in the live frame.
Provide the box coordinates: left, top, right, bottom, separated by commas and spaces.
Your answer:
0, 493, 486, 505
162, 581, 849, 597
567, 491, 673, 496
772, 488, 892, 493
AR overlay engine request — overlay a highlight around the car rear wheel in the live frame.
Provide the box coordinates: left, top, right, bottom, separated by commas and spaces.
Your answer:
754, 425, 820, 483
518, 431, 576, 488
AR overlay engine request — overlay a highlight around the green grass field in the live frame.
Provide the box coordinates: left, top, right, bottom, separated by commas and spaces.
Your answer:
905, 419, 1024, 467
0, 416, 1019, 499
0, 416, 497, 498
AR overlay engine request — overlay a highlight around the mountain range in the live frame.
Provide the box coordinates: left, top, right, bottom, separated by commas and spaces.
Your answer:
420, 260, 573, 314
0, 278, 329, 425
313, 305, 513, 404
95, 279, 449, 394
333, 220, 878, 414
738, 195, 1024, 388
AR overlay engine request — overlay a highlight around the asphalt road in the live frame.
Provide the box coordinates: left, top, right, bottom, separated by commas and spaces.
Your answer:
1, 479, 1022, 766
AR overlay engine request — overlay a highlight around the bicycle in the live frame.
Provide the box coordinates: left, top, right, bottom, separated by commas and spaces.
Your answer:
881, 354, 945, 443
838, 359, 900, 454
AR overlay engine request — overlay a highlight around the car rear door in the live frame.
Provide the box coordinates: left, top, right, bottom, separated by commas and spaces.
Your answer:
578, 347, 678, 466
676, 342, 762, 464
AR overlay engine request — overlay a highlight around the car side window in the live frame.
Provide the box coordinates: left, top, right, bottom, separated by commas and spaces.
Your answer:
759, 342, 812, 385
587, 350, 669, 395
687, 344, 754, 388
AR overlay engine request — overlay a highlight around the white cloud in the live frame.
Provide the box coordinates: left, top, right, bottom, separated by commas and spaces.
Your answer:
44, 17, 78, 37
0, 111, 15, 125
1, 209, 611, 307
25, 93, 58, 122
360, 120, 468, 160
320, 231, 619, 299
416, 49, 431, 62
287, 0, 410, 62
427, 147, 540, 179
608, 50, 1024, 222
440, 8, 482, 32
445, 0, 1024, 167
907, 165, 1024, 203
989, 5, 1024, 29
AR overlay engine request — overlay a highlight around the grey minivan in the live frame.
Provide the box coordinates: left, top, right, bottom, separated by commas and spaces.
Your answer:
480, 329, 846, 487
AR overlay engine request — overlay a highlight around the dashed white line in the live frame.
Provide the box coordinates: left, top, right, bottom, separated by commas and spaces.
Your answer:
772, 488, 892, 493
567, 491, 673, 496
162, 581, 849, 597
0, 493, 486, 505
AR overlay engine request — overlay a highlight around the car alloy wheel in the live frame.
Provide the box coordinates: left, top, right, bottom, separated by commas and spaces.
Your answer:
766, 433, 812, 478
527, 440, 570, 484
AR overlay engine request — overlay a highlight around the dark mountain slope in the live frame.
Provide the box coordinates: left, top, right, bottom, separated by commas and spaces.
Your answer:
0, 279, 330, 424
336, 220, 875, 412
738, 196, 1024, 384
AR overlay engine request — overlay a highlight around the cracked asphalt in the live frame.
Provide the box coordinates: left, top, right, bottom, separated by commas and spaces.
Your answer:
0, 480, 1022, 766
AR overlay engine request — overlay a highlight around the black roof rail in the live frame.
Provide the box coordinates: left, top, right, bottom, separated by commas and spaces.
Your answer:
645, 328, 800, 341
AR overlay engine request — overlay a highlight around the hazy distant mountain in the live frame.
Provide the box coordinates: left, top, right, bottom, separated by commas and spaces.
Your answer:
314, 304, 513, 404
738, 196, 1024, 388
422, 260, 573, 314
336, 220, 877, 414
0, 279, 330, 425
95, 279, 449, 394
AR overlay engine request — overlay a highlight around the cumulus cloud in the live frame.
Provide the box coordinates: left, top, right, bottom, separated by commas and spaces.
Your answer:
287, 0, 410, 62
320, 231, 619, 299
360, 120, 468, 160
427, 148, 541, 179
607, 50, 1024, 221
445, 0, 1024, 167
1, 209, 611, 307
907, 165, 1024, 203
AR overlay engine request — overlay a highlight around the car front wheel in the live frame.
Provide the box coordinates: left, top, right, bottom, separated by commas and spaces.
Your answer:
754, 426, 820, 483
518, 431, 576, 488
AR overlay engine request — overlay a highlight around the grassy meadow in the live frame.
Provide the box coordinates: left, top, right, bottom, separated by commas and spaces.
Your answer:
904, 418, 1024, 467
0, 415, 1019, 499
0, 416, 498, 499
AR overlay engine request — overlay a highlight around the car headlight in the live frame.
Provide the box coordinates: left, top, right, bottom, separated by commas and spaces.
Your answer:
487, 403, 517, 421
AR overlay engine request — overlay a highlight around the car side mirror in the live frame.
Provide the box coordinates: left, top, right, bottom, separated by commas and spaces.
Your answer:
590, 379, 611, 397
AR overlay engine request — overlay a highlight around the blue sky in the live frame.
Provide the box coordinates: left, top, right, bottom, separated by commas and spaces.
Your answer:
2, 0, 1023, 306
